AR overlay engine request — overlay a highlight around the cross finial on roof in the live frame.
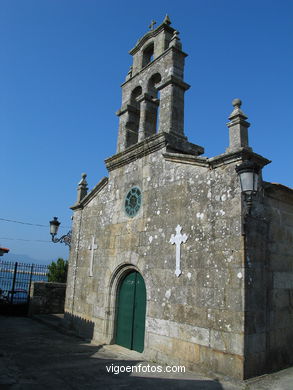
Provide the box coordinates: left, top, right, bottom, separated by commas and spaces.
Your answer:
149, 20, 156, 30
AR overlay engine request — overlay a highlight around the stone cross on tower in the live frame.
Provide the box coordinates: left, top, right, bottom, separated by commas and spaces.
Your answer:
170, 225, 188, 277
88, 236, 98, 277
148, 19, 156, 30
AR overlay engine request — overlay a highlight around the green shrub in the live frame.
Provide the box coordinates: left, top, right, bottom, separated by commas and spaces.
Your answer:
47, 258, 68, 283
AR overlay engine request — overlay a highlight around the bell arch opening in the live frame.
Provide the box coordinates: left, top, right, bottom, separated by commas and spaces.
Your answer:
146, 72, 161, 136
126, 86, 142, 148
142, 42, 154, 68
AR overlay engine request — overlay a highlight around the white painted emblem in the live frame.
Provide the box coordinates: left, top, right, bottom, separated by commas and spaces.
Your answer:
169, 225, 188, 277
88, 236, 98, 277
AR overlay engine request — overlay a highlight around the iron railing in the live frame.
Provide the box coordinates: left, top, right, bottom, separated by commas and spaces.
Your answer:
0, 260, 49, 304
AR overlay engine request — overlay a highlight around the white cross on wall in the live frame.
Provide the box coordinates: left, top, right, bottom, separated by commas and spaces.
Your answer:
88, 236, 98, 277
170, 225, 188, 277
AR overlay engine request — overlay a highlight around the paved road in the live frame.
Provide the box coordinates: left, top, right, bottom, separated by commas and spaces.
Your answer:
0, 316, 292, 389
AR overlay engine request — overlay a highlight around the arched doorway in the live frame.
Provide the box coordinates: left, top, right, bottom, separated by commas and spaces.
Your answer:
115, 271, 146, 353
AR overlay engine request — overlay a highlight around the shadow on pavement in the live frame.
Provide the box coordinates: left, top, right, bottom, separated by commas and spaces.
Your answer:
63, 311, 95, 340
0, 316, 224, 390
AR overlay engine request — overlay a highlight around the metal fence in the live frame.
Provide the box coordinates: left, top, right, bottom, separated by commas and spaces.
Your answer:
0, 260, 49, 305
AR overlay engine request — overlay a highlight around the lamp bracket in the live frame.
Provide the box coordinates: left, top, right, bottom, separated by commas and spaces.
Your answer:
51, 231, 72, 247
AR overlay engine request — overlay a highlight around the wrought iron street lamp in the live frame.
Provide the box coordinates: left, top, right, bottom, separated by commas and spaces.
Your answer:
235, 160, 260, 212
236, 160, 260, 234
49, 217, 71, 247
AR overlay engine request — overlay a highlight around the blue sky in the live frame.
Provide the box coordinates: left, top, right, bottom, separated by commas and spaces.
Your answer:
1, 0, 292, 264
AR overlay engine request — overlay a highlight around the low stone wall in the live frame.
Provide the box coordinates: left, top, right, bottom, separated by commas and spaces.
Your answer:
29, 282, 66, 315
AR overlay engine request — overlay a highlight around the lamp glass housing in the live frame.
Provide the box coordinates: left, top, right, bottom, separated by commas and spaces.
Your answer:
236, 161, 260, 195
50, 217, 60, 236
239, 171, 259, 194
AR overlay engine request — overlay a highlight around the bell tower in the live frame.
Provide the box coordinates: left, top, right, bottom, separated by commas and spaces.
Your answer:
115, 16, 204, 156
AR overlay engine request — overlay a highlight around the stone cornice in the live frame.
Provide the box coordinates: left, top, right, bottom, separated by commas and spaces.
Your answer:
163, 152, 209, 166
163, 148, 271, 170
116, 104, 139, 117
208, 148, 271, 169
71, 177, 108, 210
226, 118, 250, 128
116, 97, 159, 117
105, 133, 167, 171
157, 75, 190, 91
137, 93, 159, 105
105, 132, 203, 172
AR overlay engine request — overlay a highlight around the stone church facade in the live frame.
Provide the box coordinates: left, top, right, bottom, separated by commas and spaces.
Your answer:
64, 17, 293, 379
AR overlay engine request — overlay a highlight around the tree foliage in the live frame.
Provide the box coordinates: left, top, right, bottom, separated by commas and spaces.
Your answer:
47, 258, 68, 283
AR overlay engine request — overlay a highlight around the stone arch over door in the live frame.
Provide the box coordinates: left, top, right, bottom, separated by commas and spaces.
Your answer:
104, 264, 146, 352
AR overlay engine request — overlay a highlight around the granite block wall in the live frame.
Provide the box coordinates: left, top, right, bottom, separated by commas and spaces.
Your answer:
29, 282, 66, 315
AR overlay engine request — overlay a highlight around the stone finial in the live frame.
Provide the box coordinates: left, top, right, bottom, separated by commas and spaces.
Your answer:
169, 30, 182, 50
229, 98, 248, 120
226, 99, 252, 153
232, 98, 242, 107
77, 173, 88, 203
79, 173, 87, 183
163, 14, 171, 25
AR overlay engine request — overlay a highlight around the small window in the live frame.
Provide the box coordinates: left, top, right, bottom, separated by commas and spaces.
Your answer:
142, 43, 154, 67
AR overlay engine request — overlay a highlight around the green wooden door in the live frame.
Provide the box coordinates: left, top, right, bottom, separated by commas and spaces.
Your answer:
115, 271, 146, 352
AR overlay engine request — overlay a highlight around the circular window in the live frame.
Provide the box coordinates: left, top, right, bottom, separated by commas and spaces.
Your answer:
125, 187, 142, 217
